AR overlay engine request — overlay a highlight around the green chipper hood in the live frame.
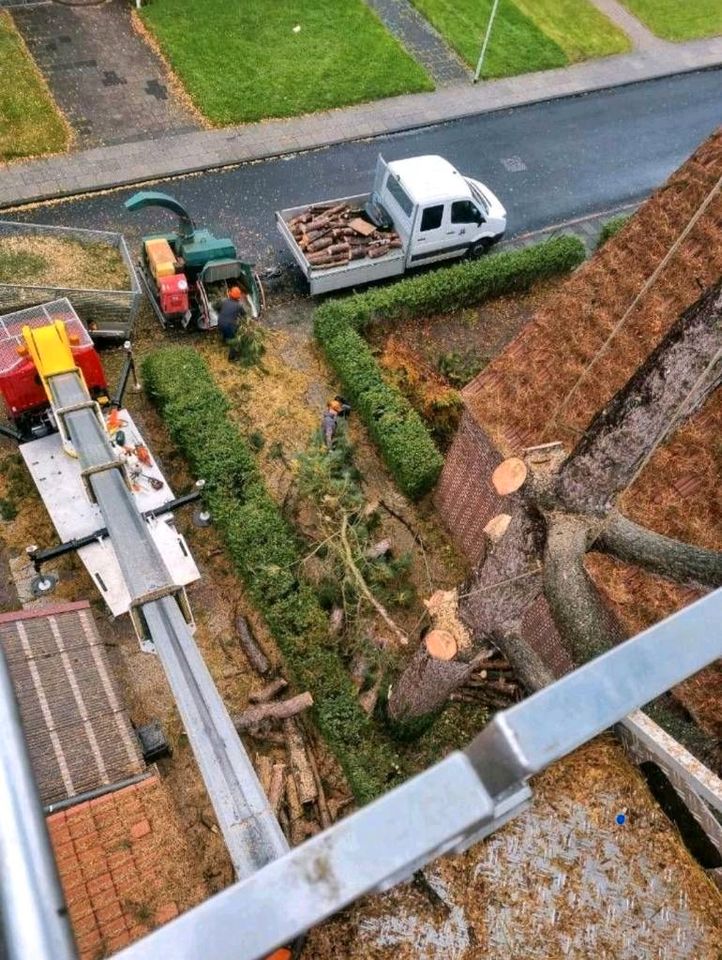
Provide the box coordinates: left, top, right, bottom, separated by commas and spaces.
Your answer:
125, 191, 237, 268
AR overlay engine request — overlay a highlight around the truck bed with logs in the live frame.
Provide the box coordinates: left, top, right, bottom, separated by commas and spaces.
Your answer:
276, 155, 507, 295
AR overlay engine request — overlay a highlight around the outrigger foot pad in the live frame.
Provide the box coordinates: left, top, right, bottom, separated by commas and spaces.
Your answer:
30, 573, 58, 598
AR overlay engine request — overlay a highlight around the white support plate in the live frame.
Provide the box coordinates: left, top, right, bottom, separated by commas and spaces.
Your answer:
20, 410, 200, 617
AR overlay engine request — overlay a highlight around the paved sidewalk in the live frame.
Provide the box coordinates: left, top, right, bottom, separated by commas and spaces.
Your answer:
11, 0, 198, 149
365, 0, 469, 86
1, 34, 721, 210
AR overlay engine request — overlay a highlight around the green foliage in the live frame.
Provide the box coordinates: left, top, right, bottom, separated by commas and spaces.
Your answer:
140, 0, 432, 125
314, 237, 586, 499
0, 250, 47, 284
228, 323, 266, 367
0, 497, 17, 521
597, 214, 631, 248
437, 350, 487, 388
142, 347, 399, 803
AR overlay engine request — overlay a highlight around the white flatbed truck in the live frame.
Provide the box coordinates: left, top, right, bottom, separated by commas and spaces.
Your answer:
276, 154, 507, 295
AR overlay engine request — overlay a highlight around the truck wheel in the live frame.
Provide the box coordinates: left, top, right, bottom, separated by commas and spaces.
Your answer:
469, 238, 492, 259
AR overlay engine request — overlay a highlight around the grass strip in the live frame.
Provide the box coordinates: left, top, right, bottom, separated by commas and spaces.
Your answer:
620, 0, 722, 41
514, 0, 630, 61
314, 236, 586, 499
143, 347, 400, 803
0, 11, 69, 162
410, 0, 566, 77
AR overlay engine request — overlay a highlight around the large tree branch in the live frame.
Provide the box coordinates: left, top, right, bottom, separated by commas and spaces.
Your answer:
543, 515, 621, 663
557, 281, 722, 515
595, 511, 722, 589
490, 624, 556, 693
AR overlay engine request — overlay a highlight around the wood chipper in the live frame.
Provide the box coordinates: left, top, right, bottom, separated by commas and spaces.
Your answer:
125, 192, 264, 331
0, 299, 110, 441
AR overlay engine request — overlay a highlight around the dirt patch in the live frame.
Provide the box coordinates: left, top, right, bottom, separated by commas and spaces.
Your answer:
368, 279, 558, 389
0, 234, 128, 289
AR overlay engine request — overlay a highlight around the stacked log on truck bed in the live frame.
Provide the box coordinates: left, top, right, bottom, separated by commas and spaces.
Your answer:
288, 202, 401, 270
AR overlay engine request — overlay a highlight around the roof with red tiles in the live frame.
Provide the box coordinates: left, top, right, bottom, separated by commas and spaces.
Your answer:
47, 775, 208, 959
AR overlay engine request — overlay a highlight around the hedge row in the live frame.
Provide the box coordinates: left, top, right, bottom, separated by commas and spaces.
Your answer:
142, 347, 399, 803
314, 236, 586, 498
597, 213, 631, 249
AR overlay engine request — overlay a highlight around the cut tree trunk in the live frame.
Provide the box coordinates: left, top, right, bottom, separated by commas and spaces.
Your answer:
284, 719, 317, 805
387, 630, 473, 722
234, 692, 313, 731
249, 678, 288, 704
556, 281, 722, 515
386, 280, 722, 726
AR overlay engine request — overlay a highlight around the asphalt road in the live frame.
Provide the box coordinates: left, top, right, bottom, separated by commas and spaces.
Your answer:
12, 69, 722, 272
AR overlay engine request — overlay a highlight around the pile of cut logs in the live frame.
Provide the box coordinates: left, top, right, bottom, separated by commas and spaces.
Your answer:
234, 612, 351, 845
287, 202, 401, 270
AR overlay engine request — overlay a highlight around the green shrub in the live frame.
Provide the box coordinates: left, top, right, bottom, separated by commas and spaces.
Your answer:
143, 347, 399, 803
314, 236, 586, 497
597, 214, 631, 248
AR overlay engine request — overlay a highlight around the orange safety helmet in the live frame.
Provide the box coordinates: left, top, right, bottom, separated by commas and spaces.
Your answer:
229, 286, 242, 300
265, 950, 292, 960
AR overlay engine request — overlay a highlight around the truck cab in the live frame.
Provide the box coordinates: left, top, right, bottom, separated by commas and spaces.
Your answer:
372, 154, 506, 262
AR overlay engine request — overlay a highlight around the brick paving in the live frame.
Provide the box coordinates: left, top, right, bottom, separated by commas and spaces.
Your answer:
11, 0, 197, 149
365, 0, 469, 86
48, 775, 205, 959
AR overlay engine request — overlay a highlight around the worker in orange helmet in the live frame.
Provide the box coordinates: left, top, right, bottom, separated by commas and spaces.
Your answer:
322, 395, 351, 448
217, 285, 245, 345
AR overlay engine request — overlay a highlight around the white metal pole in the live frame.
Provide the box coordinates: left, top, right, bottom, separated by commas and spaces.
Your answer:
473, 0, 501, 83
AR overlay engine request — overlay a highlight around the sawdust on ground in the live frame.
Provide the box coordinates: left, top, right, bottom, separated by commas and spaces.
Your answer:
0, 234, 129, 289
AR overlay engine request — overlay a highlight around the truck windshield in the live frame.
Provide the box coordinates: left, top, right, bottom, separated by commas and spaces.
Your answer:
465, 179, 490, 215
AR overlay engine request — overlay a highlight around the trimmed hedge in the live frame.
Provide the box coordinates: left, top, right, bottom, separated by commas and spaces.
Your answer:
142, 347, 399, 803
314, 236, 586, 498
597, 213, 631, 249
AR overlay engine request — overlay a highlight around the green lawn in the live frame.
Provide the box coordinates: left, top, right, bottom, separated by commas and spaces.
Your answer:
411, 0, 629, 77
140, 0, 433, 125
0, 12, 68, 162
515, 0, 630, 61
621, 0, 722, 41
412, 0, 567, 77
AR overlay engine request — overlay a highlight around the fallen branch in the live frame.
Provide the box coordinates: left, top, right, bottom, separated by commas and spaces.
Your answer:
285, 774, 305, 846
268, 762, 286, 815
339, 513, 407, 645
249, 678, 288, 704
305, 745, 332, 829
256, 755, 273, 794
284, 719, 317, 805
235, 613, 270, 676
234, 692, 313, 732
